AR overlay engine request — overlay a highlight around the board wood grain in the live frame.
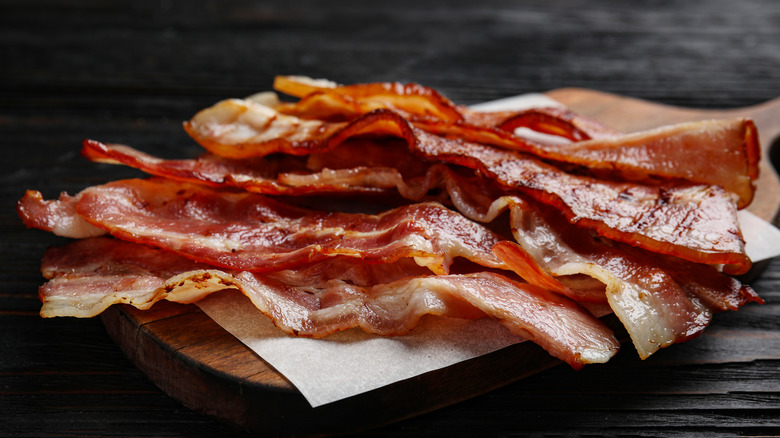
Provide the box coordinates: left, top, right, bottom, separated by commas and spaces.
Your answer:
100, 89, 780, 436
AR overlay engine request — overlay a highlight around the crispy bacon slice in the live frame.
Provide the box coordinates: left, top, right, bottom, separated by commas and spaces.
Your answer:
273, 75, 465, 122
19, 178, 510, 275
415, 117, 759, 208
271, 78, 615, 142
81, 138, 467, 204
39, 237, 620, 369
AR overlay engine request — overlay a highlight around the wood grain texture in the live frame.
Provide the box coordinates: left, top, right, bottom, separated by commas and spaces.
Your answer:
3, 0, 780, 437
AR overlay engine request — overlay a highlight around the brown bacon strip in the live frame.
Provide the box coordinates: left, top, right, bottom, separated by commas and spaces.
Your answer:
81, 139, 391, 196
273, 75, 465, 122
415, 117, 759, 208
185, 97, 758, 207
19, 178, 510, 275
39, 237, 620, 369
81, 139, 465, 204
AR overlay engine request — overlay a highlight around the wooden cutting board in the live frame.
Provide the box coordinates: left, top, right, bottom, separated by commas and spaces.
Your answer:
100, 89, 780, 437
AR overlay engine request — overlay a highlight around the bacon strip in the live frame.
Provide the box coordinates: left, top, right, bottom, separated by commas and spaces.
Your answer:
185, 97, 758, 208
17, 190, 106, 238
81, 139, 470, 205
415, 117, 759, 208
39, 237, 620, 369
81, 139, 392, 196
273, 75, 465, 122
19, 178, 510, 275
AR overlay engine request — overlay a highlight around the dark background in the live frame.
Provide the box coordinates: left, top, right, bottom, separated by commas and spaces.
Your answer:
2, 1, 779, 436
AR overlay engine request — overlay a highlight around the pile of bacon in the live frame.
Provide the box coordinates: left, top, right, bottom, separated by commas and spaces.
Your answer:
18, 76, 764, 369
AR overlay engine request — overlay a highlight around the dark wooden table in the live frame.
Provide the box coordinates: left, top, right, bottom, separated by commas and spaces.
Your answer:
2, 1, 779, 436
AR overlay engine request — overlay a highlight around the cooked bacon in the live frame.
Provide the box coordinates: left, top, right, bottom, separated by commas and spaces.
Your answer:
17, 190, 106, 238
19, 178, 511, 275
411, 128, 749, 272
81, 138, 473, 205
269, 76, 758, 207
272, 76, 617, 141
84, 124, 752, 273
45, 143, 761, 358
183, 98, 349, 158
489, 194, 761, 358
20, 76, 764, 368
186, 96, 757, 206
39, 237, 619, 369
187, 102, 749, 271
273, 75, 464, 122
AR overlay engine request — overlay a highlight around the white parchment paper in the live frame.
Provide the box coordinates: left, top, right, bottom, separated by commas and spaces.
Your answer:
197, 94, 780, 408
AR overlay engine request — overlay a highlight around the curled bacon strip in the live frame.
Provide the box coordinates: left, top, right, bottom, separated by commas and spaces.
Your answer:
273, 75, 465, 122
272, 76, 616, 140
19, 178, 509, 275
39, 237, 620, 369
411, 127, 749, 272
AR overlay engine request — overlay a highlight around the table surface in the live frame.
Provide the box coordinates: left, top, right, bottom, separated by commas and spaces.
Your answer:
2, 1, 780, 436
